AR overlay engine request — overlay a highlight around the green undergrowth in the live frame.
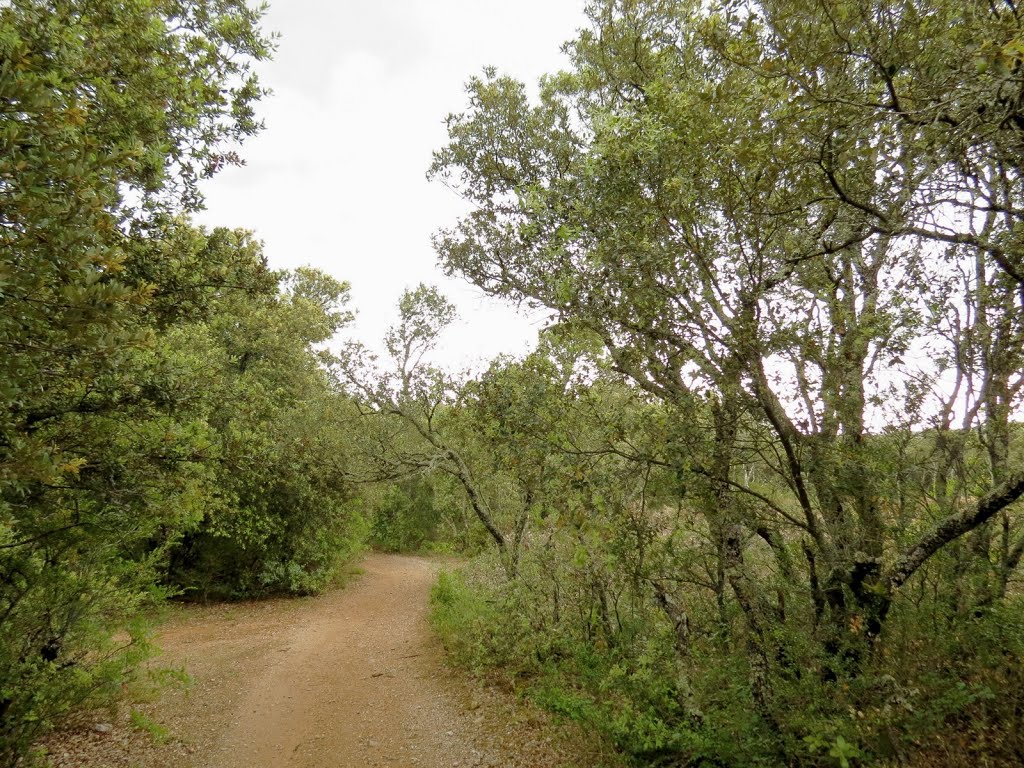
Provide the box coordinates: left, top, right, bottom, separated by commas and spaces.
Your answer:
430, 559, 1024, 767
431, 569, 766, 766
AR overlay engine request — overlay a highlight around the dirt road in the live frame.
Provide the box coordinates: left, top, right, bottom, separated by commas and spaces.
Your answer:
40, 554, 614, 768
192, 554, 498, 767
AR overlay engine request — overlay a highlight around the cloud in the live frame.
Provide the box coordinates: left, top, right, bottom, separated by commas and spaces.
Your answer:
199, 0, 587, 368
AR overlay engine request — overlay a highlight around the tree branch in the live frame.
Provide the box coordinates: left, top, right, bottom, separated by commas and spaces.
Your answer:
886, 470, 1024, 591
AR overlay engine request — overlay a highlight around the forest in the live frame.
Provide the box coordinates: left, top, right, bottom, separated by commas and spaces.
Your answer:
1, 0, 1023, 766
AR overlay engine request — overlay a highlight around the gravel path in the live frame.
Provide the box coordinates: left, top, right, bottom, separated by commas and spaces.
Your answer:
37, 553, 618, 768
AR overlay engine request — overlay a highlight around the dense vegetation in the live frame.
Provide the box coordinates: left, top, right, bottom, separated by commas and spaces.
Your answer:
3, 0, 1023, 766
420, 0, 1024, 765
0, 1, 365, 761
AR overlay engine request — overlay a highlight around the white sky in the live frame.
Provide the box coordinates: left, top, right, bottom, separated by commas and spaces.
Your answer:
196, 0, 589, 368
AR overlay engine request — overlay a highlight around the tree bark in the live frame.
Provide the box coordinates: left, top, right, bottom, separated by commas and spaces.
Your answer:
886, 471, 1024, 592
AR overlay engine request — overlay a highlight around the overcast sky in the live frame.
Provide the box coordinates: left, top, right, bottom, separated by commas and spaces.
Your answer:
195, 0, 589, 368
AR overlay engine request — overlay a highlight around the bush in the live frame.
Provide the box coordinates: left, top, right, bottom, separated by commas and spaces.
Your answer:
0, 554, 159, 763
430, 567, 504, 670
429, 546, 1024, 768
370, 479, 445, 553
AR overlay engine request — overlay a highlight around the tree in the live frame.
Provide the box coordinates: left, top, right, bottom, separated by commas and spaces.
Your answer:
1, 0, 271, 513
166, 266, 363, 598
734, 0, 1024, 288
430, 0, 1024, 752
338, 285, 521, 570
0, 1, 272, 758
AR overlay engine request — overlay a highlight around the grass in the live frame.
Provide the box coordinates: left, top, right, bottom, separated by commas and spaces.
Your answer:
129, 709, 171, 745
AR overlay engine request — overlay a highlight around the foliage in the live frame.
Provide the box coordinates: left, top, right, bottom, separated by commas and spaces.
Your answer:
434, 535, 1024, 767
164, 266, 365, 598
0, 0, 273, 754
368, 477, 448, 553
337, 285, 545, 574
428, 0, 1024, 764
4, 0, 1023, 765
130, 709, 171, 745
0, 1, 367, 759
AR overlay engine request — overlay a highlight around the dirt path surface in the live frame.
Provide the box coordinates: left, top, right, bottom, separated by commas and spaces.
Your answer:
193, 554, 495, 768
40, 554, 616, 768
